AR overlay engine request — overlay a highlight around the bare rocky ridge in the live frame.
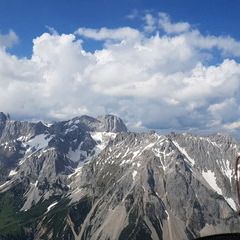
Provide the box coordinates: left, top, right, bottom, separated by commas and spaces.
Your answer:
0, 113, 239, 240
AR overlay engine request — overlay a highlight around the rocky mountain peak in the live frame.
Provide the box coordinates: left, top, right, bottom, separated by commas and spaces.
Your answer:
67, 114, 128, 133
97, 114, 128, 132
0, 112, 8, 137
0, 112, 7, 123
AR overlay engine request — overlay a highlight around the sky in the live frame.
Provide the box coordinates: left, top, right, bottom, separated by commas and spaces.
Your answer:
0, 0, 240, 135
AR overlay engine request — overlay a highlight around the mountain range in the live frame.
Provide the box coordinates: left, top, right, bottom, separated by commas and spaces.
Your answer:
0, 112, 239, 240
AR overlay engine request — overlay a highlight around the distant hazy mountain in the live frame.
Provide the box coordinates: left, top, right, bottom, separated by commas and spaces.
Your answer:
0, 112, 239, 240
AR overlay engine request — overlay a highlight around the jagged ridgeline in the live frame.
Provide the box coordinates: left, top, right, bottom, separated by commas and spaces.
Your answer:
0, 112, 239, 240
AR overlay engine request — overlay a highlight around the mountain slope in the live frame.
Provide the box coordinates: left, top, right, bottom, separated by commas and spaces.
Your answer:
0, 112, 239, 240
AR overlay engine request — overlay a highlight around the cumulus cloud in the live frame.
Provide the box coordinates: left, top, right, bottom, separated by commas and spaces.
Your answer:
75, 27, 141, 41
143, 13, 156, 33
0, 30, 18, 49
224, 121, 240, 130
0, 13, 240, 135
158, 12, 191, 34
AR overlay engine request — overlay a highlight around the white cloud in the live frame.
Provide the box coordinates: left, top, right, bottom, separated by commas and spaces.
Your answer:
126, 9, 139, 20
0, 14, 240, 136
143, 13, 156, 33
45, 25, 59, 35
208, 98, 240, 123
158, 12, 190, 34
0, 30, 18, 49
224, 121, 240, 130
75, 27, 141, 41
184, 30, 240, 57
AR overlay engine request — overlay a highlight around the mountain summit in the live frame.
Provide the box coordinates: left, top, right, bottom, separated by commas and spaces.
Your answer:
0, 114, 239, 240
69, 114, 128, 133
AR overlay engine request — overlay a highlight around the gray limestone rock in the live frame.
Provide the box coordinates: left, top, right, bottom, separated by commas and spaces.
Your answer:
0, 114, 239, 240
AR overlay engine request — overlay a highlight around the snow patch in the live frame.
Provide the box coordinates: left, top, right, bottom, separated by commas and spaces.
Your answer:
143, 142, 155, 151
67, 145, 87, 163
132, 150, 140, 159
17, 134, 32, 142
222, 160, 232, 183
0, 180, 11, 189
34, 180, 38, 187
91, 132, 116, 154
68, 166, 83, 179
173, 140, 195, 165
132, 170, 137, 180
47, 202, 58, 212
165, 210, 169, 219
202, 170, 222, 195
226, 198, 237, 211
9, 169, 17, 177
42, 122, 52, 127
153, 148, 166, 170
27, 134, 52, 151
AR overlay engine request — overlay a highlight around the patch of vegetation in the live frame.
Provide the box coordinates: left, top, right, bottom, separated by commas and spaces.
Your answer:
69, 197, 92, 235
0, 191, 24, 236
119, 215, 153, 240
0, 182, 67, 239
41, 197, 71, 239
0, 182, 27, 237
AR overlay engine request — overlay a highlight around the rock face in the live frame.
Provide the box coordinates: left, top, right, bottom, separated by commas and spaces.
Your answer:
0, 113, 239, 240
96, 115, 128, 132
0, 112, 7, 137
68, 115, 128, 133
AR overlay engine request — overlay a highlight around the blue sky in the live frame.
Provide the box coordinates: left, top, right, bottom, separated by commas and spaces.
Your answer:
1, 0, 240, 57
0, 0, 240, 135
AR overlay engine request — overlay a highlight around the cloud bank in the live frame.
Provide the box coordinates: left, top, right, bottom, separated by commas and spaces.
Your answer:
0, 12, 240, 134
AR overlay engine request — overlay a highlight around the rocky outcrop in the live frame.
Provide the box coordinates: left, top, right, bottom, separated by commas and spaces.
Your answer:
97, 114, 128, 132
0, 112, 7, 137
64, 114, 128, 133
